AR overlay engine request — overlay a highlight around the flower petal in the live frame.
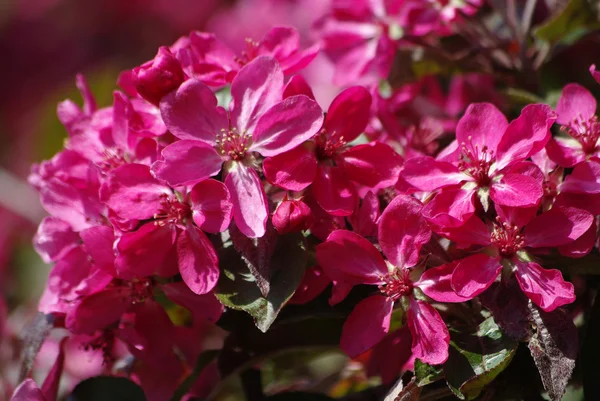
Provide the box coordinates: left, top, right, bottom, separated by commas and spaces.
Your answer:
289, 265, 331, 305
282, 75, 316, 100
340, 295, 393, 358
190, 179, 233, 233
115, 224, 175, 278
556, 83, 597, 125
316, 229, 388, 285
151, 140, 223, 187
11, 379, 45, 401
407, 299, 450, 365
225, 163, 269, 238
401, 156, 464, 191
33, 217, 79, 263
159, 78, 228, 143
339, 142, 403, 188
455, 103, 508, 154
251, 95, 323, 157
177, 225, 220, 295
80, 225, 115, 274
378, 195, 431, 268
263, 145, 318, 191
490, 173, 543, 207
325, 86, 372, 142
231, 56, 284, 133
417, 262, 470, 303
312, 164, 356, 216
66, 287, 131, 334
514, 261, 575, 311
451, 254, 501, 298
524, 206, 593, 248
161, 281, 223, 323
560, 160, 600, 194
545, 137, 586, 167
422, 187, 476, 230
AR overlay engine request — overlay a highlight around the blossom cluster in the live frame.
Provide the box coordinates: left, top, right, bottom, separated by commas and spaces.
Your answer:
13, 1, 600, 400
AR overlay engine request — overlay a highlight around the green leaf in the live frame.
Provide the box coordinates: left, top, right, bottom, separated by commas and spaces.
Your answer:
215, 232, 307, 332
170, 350, 219, 401
414, 359, 443, 387
67, 376, 147, 401
443, 317, 518, 400
534, 0, 599, 45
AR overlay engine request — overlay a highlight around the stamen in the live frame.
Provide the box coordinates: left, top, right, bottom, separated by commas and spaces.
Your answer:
154, 194, 191, 227
315, 129, 346, 159
215, 127, 252, 161
456, 136, 494, 186
562, 115, 600, 154
490, 217, 524, 256
378, 269, 413, 302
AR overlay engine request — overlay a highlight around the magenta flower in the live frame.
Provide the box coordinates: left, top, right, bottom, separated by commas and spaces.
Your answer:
316, 195, 450, 364
153, 56, 323, 237
132, 46, 186, 106
546, 83, 600, 167
100, 163, 232, 293
263, 86, 402, 216
435, 205, 592, 311
402, 103, 555, 220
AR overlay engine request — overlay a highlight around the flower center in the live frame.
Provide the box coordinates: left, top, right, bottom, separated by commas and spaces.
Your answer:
315, 129, 347, 160
234, 38, 260, 66
563, 115, 600, 154
457, 136, 495, 186
216, 127, 251, 161
490, 217, 524, 257
127, 277, 154, 304
379, 269, 413, 302
98, 148, 127, 172
154, 194, 191, 226
83, 331, 116, 365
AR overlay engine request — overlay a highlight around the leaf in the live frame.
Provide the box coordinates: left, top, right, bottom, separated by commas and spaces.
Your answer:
528, 303, 578, 401
384, 377, 421, 401
215, 232, 307, 332
479, 280, 532, 341
265, 392, 335, 401
582, 283, 600, 400
229, 223, 279, 297
19, 313, 55, 382
534, 0, 599, 45
414, 359, 443, 387
169, 350, 219, 401
67, 376, 147, 401
443, 317, 518, 400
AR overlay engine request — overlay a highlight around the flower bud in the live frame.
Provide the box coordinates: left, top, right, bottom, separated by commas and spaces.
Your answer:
272, 199, 313, 234
132, 46, 185, 106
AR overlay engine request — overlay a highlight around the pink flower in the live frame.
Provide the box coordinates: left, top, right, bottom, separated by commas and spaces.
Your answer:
399, 0, 483, 36
100, 163, 232, 293
132, 46, 186, 106
263, 86, 402, 216
154, 56, 323, 237
272, 197, 313, 234
402, 103, 556, 220
546, 83, 600, 167
316, 195, 450, 364
429, 205, 592, 311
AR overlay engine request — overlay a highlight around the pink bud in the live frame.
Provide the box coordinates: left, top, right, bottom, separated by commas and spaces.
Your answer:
132, 47, 185, 105
272, 199, 313, 234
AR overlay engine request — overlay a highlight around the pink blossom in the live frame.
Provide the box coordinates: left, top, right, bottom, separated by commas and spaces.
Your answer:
263, 86, 402, 216
272, 197, 313, 234
132, 46, 186, 106
154, 56, 323, 237
317, 195, 449, 364
546, 83, 600, 166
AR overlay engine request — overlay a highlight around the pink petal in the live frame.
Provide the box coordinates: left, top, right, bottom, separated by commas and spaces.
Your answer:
312, 164, 356, 216
490, 173, 543, 207
422, 187, 475, 229
161, 281, 223, 323
436, 214, 491, 246
41, 336, 66, 401
560, 160, 600, 194
11, 379, 45, 401
417, 262, 470, 303
546, 137, 586, 167
231, 56, 284, 134
272, 198, 314, 234
316, 230, 388, 285
115, 224, 175, 278
151, 140, 223, 187
329, 281, 353, 305
259, 26, 301, 61
591, 64, 600, 84
455, 103, 508, 154
340, 295, 394, 358
556, 83, 597, 125
282, 75, 316, 100
159, 78, 228, 143
451, 254, 502, 298
524, 206, 593, 248
224, 163, 268, 238
339, 142, 403, 188
33, 217, 79, 263
289, 265, 331, 305
190, 179, 233, 233
407, 299, 450, 365
401, 156, 464, 191
559, 220, 596, 258
325, 86, 372, 142
347, 191, 379, 237
100, 164, 169, 221
514, 261, 575, 311
279, 43, 320, 76
367, 326, 415, 385
80, 226, 115, 274
263, 145, 318, 191
495, 104, 555, 170
378, 195, 431, 268
250, 95, 323, 157
177, 226, 220, 295
66, 287, 131, 334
